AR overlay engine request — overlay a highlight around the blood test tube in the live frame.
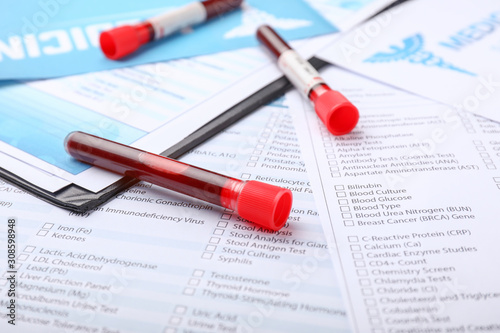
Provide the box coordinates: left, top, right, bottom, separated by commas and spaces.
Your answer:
256, 25, 359, 136
100, 0, 243, 60
64, 131, 293, 231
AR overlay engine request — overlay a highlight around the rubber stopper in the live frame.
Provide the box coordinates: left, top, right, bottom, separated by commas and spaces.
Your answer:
314, 90, 360, 136
100, 26, 142, 60
236, 181, 293, 231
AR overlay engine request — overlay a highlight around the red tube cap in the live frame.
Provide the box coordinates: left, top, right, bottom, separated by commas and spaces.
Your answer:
100, 25, 149, 60
314, 90, 359, 136
236, 181, 293, 231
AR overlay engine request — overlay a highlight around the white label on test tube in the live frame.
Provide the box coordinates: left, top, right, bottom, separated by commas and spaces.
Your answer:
148, 2, 207, 39
277, 49, 326, 96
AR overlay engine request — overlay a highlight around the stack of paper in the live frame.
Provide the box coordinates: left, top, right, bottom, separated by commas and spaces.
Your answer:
3, 0, 499, 332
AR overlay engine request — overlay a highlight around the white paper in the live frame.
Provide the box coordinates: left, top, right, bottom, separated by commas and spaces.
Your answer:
294, 65, 500, 332
0, 35, 334, 194
0, 147, 70, 193
317, 0, 500, 123
0, 0, 397, 194
0, 93, 351, 332
306, 0, 395, 31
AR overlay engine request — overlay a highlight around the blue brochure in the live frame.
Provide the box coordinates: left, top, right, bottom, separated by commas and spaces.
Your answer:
0, 0, 337, 80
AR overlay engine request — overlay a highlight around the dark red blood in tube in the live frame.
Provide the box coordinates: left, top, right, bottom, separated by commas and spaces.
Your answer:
256, 24, 291, 57
64, 131, 292, 230
203, 0, 243, 19
99, 0, 243, 60
257, 25, 359, 136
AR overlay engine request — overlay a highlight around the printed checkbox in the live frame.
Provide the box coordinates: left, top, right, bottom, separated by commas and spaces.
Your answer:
356, 269, 368, 277
205, 245, 216, 252
476, 146, 486, 151
494, 177, 500, 183
224, 208, 234, 212
351, 245, 361, 251
473, 140, 483, 145
486, 164, 497, 170
241, 173, 251, 179
324, 149, 335, 154
327, 154, 337, 159
212, 229, 224, 235
256, 144, 265, 149
354, 261, 366, 267
253, 150, 262, 155
18, 254, 29, 261
367, 308, 379, 316
330, 166, 339, 172
37, 230, 49, 237
220, 214, 231, 220
247, 162, 257, 167
2, 272, 10, 278
483, 159, 493, 163
209, 237, 220, 244
480, 153, 490, 158
342, 213, 352, 219
201, 252, 213, 260
352, 253, 364, 260
217, 221, 228, 228
340, 206, 350, 212
169, 316, 182, 325
174, 305, 187, 315
192, 269, 204, 277
250, 156, 259, 161
344, 220, 355, 227
362, 288, 374, 296
364, 298, 377, 306
338, 199, 348, 205
372, 329, 384, 333
497, 184, 500, 190
258, 138, 267, 143
24, 246, 36, 253
323, 142, 332, 147
188, 278, 200, 286
331, 172, 341, 178
322, 136, 331, 142
359, 279, 371, 286
335, 185, 345, 190
467, 129, 476, 134
370, 318, 382, 326
164, 328, 176, 333
14, 264, 22, 270
183, 288, 195, 296
328, 160, 338, 165
348, 236, 359, 242
42, 223, 54, 229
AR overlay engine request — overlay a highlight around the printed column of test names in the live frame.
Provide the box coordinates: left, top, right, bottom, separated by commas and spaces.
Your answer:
294, 66, 500, 333
0, 94, 350, 332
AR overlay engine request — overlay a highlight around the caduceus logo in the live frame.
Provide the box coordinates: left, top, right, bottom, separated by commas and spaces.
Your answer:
364, 34, 476, 76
